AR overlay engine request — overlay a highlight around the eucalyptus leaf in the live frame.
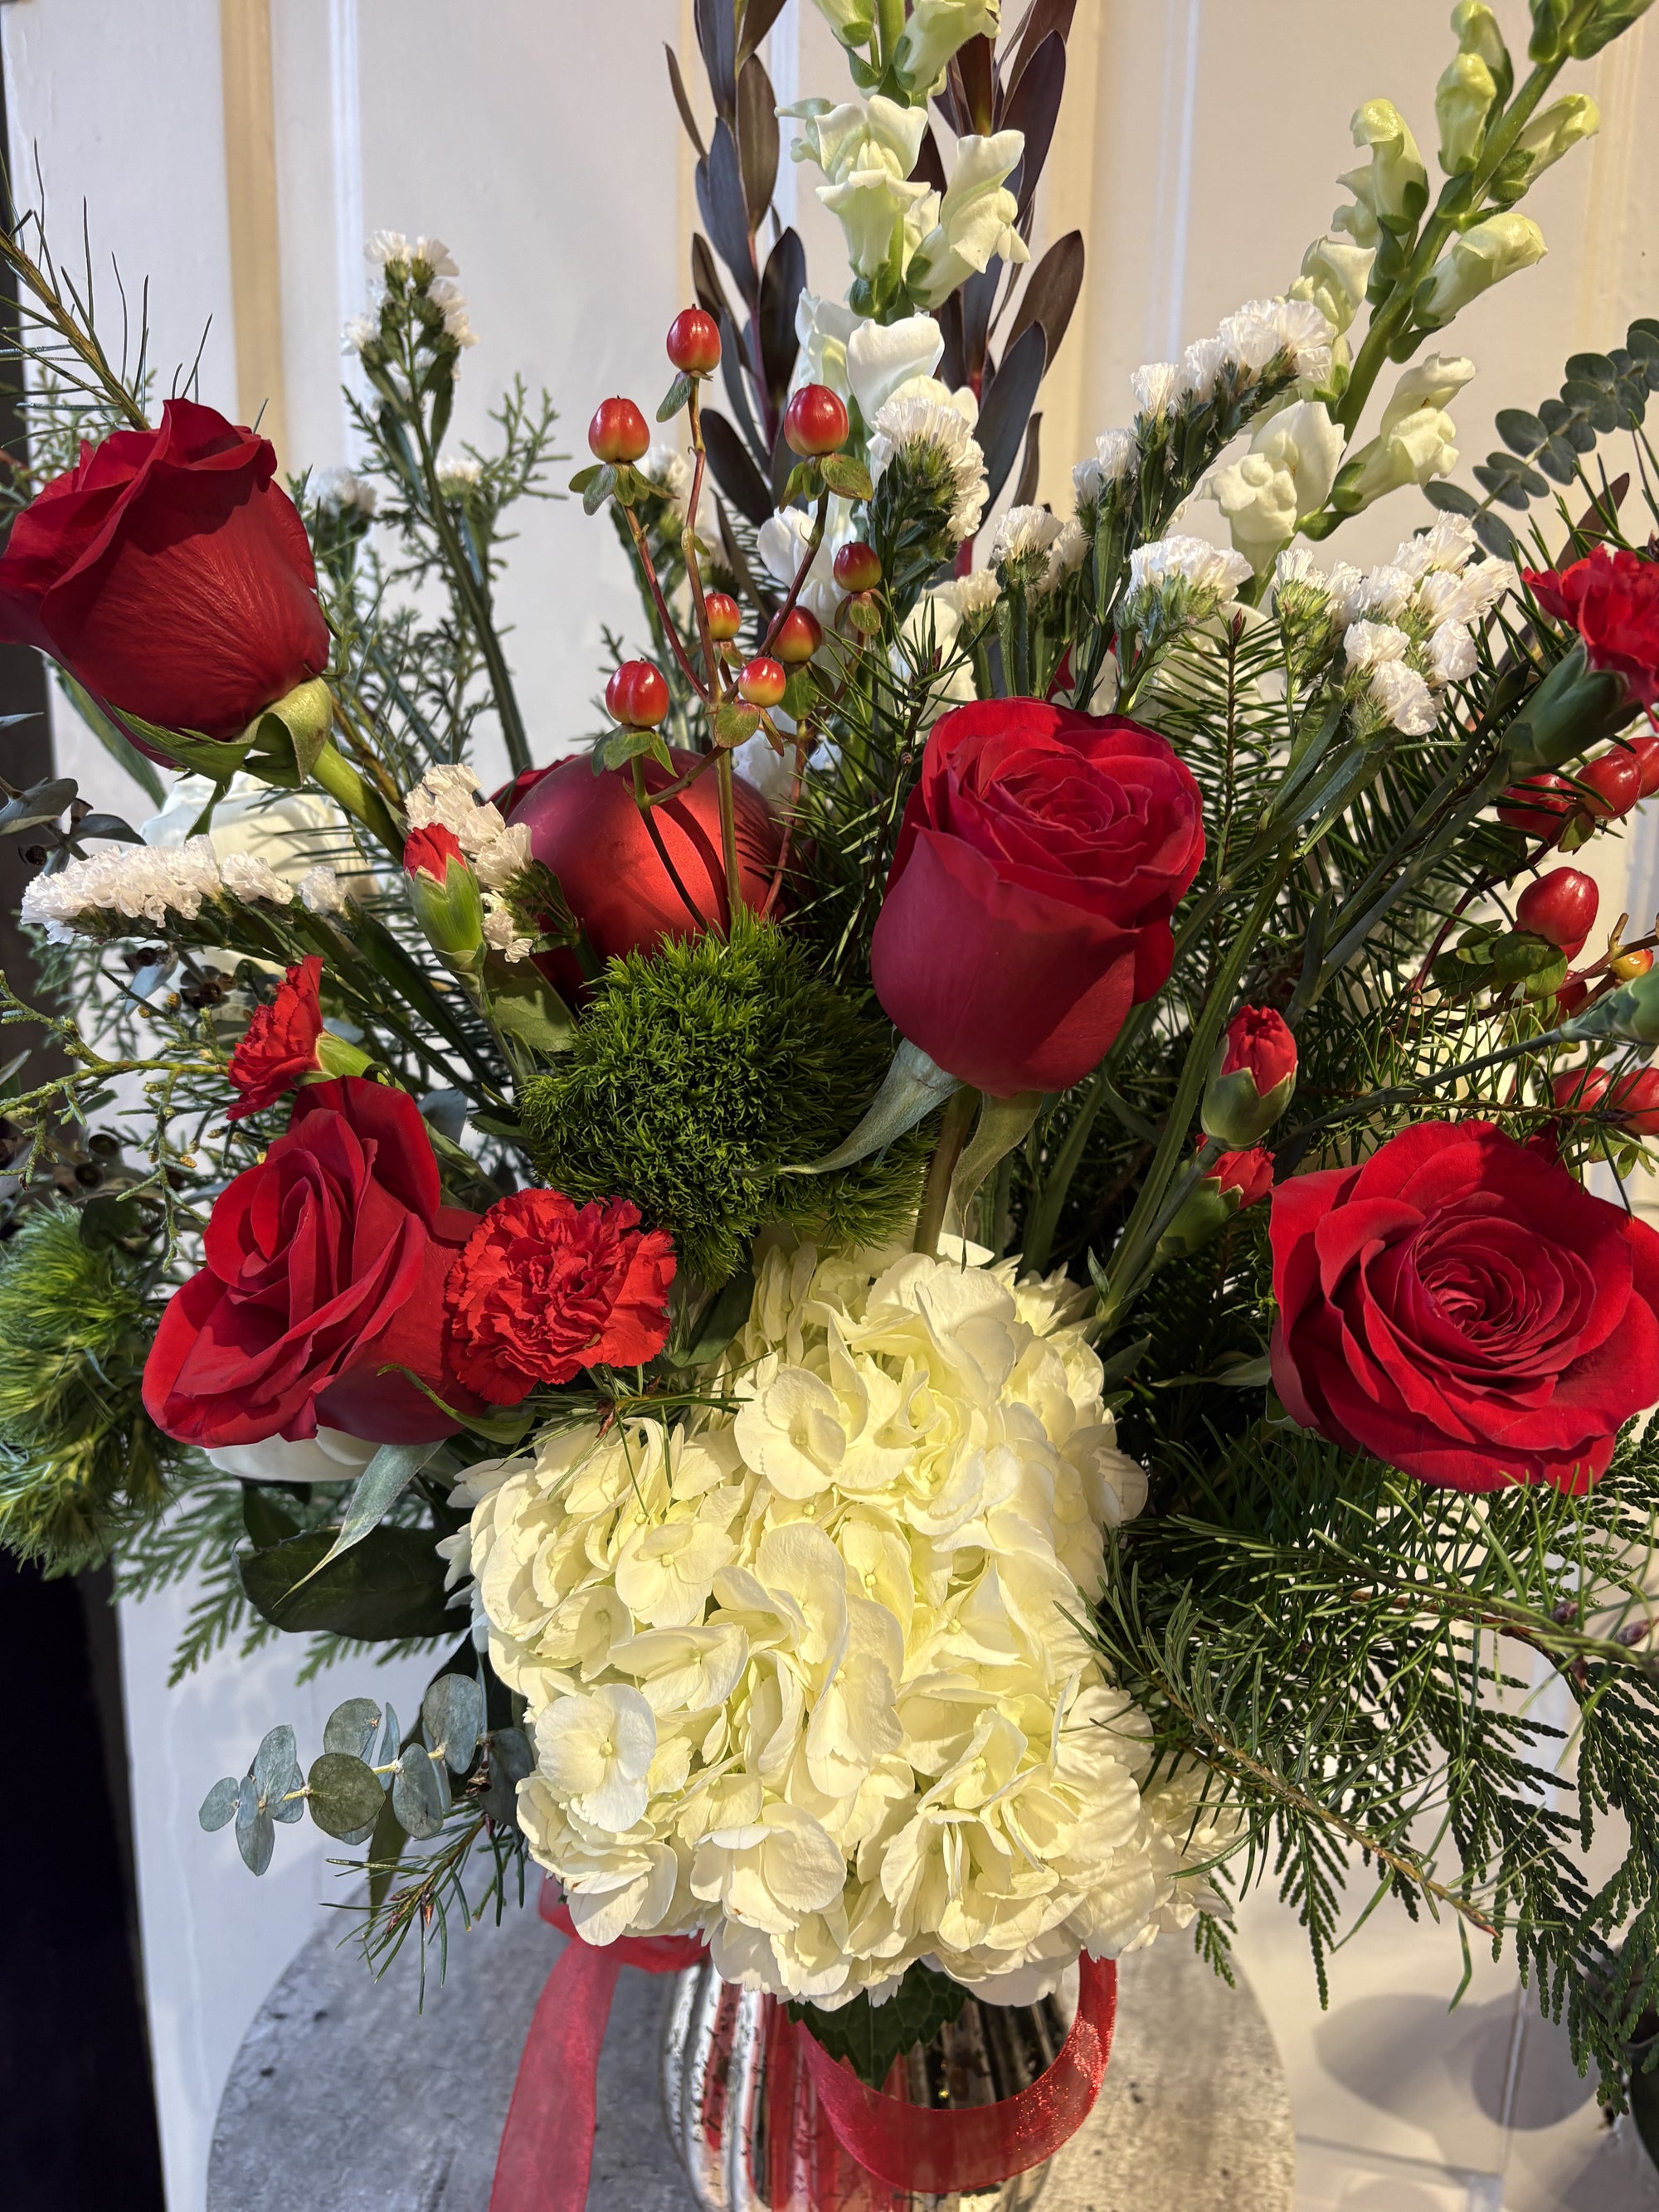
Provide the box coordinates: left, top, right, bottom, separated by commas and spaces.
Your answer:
324, 1696, 383, 1762
376, 1703, 402, 1772
71, 812, 144, 843
238, 1524, 455, 1640
392, 1746, 450, 1840
236, 1792, 276, 1877
199, 1777, 241, 1832
253, 1725, 299, 1803
419, 1087, 469, 1144
422, 1672, 484, 1773
480, 1727, 534, 1825
307, 1752, 387, 1839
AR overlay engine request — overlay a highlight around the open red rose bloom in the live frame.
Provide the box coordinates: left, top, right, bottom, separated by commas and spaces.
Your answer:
870, 701, 1204, 1096
1269, 1120, 1659, 1494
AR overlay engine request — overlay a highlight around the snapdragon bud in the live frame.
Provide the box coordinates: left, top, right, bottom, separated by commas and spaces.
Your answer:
1488, 95, 1600, 207
1452, 2, 1513, 104
1530, 0, 1653, 64
1414, 212, 1546, 328
404, 823, 484, 961
809, 0, 878, 51
891, 0, 1001, 97
1203, 1007, 1298, 1147
1340, 100, 1428, 240
1436, 51, 1496, 175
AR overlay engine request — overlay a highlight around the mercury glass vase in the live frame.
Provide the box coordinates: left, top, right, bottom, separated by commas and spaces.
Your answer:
660, 1957, 1068, 2212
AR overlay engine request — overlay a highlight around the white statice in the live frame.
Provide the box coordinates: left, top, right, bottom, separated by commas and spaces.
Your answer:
907, 130, 1029, 309
990, 503, 1063, 583
1178, 336, 1231, 403
313, 466, 378, 520
482, 893, 535, 965
404, 761, 528, 889
1344, 619, 1411, 669
299, 864, 351, 916
640, 444, 693, 519
1123, 534, 1253, 628
1366, 659, 1438, 736
22, 838, 224, 944
1426, 620, 1478, 686
1214, 296, 1335, 386
867, 395, 988, 544
436, 456, 484, 498
142, 773, 372, 897
893, 573, 1000, 712
450, 1238, 1228, 2005
1044, 518, 1090, 591
343, 315, 377, 357
428, 277, 478, 349
218, 851, 294, 907
757, 505, 856, 625
1130, 362, 1181, 421
366, 231, 457, 276
1073, 430, 1136, 519
1209, 398, 1345, 569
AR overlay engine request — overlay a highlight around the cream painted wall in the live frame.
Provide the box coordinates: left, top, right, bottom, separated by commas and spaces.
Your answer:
4, 4, 1659, 2207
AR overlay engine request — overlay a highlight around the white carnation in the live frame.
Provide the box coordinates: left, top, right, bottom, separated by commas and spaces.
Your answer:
1130, 361, 1181, 419
1344, 619, 1411, 669
1427, 620, 1478, 686
867, 393, 988, 543
1368, 659, 1438, 735
457, 1240, 1223, 2008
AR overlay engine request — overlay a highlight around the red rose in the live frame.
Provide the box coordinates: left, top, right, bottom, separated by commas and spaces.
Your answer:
445, 1189, 676, 1403
226, 956, 324, 1121
143, 1077, 482, 1448
1524, 547, 1659, 707
1203, 1005, 1297, 1146
868, 702, 1204, 1096
0, 398, 329, 744
507, 749, 779, 987
1268, 1119, 1659, 1495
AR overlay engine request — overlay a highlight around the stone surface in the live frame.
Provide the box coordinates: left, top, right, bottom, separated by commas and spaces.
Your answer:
207, 1906, 1294, 2210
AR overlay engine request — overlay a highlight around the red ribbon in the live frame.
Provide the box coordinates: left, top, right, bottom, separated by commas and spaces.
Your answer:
489, 1879, 1117, 2211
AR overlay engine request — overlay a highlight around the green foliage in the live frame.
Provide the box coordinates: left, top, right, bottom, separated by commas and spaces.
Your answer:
0, 1205, 182, 1573
520, 915, 927, 1282
790, 1962, 971, 2088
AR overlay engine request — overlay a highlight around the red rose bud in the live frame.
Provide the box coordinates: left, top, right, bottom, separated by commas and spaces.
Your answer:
587, 396, 651, 464
1158, 1144, 1273, 1257
1269, 1119, 1659, 1493
1525, 547, 1659, 708
703, 591, 742, 642
783, 383, 849, 458
403, 823, 483, 959
1496, 771, 1574, 837
0, 398, 329, 749
445, 1188, 676, 1403
1576, 747, 1642, 821
1515, 867, 1598, 949
606, 657, 669, 728
773, 606, 822, 665
871, 702, 1204, 1096
738, 654, 787, 707
666, 308, 721, 377
1202, 1004, 1297, 1147
834, 541, 883, 593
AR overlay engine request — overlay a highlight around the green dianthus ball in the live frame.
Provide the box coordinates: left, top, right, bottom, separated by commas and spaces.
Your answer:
518, 916, 927, 1283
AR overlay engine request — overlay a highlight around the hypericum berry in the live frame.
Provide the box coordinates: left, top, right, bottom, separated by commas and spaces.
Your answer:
1553, 1065, 1610, 1114
666, 307, 722, 376
784, 382, 849, 458
588, 396, 650, 464
1515, 866, 1598, 949
1609, 1066, 1659, 1134
605, 658, 669, 728
1553, 974, 1591, 1017
773, 607, 823, 665
1612, 943, 1656, 982
1496, 771, 1574, 837
1577, 749, 1642, 821
833, 541, 883, 593
737, 655, 786, 707
703, 591, 742, 642
1628, 733, 1659, 796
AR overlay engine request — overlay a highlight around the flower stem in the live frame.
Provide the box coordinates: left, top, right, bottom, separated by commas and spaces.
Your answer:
913, 1084, 978, 1258
715, 749, 743, 921
631, 756, 722, 940
310, 737, 405, 861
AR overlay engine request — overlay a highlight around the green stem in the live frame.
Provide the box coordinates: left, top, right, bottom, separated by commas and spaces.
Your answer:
914, 1085, 978, 1258
310, 738, 405, 861
715, 750, 743, 921
1097, 871, 1288, 1328
411, 417, 533, 775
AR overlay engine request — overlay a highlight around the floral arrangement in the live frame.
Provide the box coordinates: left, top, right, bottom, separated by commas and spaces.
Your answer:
2, 0, 1659, 2155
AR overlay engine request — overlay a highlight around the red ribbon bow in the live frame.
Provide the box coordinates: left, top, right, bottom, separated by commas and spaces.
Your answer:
489, 1879, 1117, 2210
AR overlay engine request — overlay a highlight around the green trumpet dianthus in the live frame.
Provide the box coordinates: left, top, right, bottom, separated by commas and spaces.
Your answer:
518, 915, 929, 1285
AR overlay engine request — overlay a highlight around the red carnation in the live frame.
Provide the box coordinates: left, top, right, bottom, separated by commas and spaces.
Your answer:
226, 956, 325, 1121
144, 1077, 484, 1448
404, 823, 467, 881
1524, 547, 1659, 707
1209, 1146, 1276, 1208
1269, 1119, 1659, 1495
0, 397, 329, 745
1204, 1006, 1297, 1146
445, 1189, 676, 1403
869, 701, 1204, 1097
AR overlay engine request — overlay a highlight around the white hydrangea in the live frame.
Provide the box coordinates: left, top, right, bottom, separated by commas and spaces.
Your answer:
21, 838, 224, 944
867, 395, 988, 543
450, 1238, 1228, 2005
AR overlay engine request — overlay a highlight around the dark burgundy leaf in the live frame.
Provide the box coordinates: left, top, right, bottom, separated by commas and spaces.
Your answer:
976, 323, 1048, 513
932, 71, 964, 136
769, 422, 795, 509
664, 43, 707, 158
717, 497, 771, 609
717, 305, 771, 465
953, 35, 997, 133
697, 119, 758, 302
1004, 34, 1065, 221
937, 291, 966, 393
1011, 413, 1043, 509
912, 118, 949, 196
1006, 231, 1084, 367
737, 53, 781, 230
961, 262, 1000, 386
757, 226, 806, 414
1005, 0, 1077, 100
692, 233, 727, 319
737, 0, 790, 64
694, 0, 738, 119
703, 409, 775, 526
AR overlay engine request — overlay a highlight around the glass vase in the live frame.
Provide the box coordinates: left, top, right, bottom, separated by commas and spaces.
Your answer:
660, 1956, 1068, 2212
